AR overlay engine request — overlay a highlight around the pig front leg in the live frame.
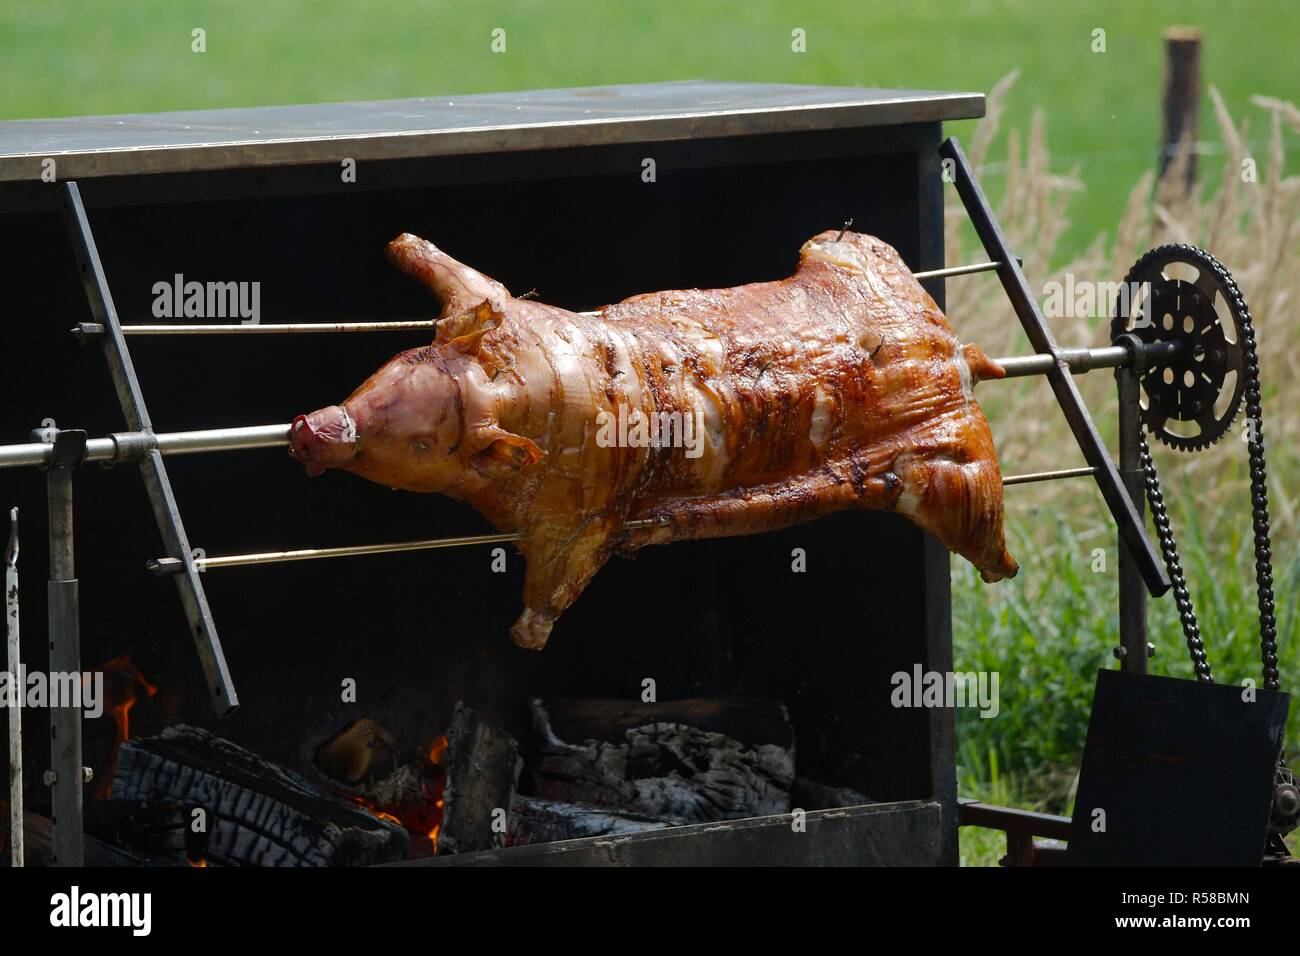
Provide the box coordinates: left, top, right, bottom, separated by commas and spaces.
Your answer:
511, 518, 619, 650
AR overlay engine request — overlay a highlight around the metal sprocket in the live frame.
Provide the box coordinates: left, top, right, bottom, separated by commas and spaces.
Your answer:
1110, 245, 1247, 451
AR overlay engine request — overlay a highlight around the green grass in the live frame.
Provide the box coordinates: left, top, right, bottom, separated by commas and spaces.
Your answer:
953, 477, 1300, 865
2, 0, 1298, 255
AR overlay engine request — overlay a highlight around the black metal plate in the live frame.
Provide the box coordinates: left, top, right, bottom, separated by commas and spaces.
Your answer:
404, 800, 943, 867
1068, 669, 1288, 866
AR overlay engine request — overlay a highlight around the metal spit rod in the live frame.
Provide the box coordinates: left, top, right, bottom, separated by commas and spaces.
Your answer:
0, 336, 1164, 472
0, 424, 290, 470
73, 259, 1022, 337
3, 344, 1151, 475
147, 464, 1102, 576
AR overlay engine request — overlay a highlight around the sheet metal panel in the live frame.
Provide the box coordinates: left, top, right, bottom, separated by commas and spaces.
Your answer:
0, 81, 983, 182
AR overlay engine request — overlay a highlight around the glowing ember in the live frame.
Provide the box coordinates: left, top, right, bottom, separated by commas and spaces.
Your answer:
338, 735, 448, 858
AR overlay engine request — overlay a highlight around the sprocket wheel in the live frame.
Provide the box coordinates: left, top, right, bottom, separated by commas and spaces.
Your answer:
1111, 245, 1247, 451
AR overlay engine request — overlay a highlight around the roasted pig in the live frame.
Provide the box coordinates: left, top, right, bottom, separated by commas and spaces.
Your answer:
290, 230, 1017, 648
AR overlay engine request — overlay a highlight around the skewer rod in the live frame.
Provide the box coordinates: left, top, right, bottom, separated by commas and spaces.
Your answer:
998, 346, 1130, 378
1002, 466, 1098, 486
0, 424, 291, 469
77, 319, 439, 336
78, 258, 1023, 338
148, 519, 665, 574
147, 464, 1094, 575
914, 258, 1017, 281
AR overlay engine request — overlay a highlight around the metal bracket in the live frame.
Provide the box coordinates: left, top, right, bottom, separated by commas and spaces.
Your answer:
40, 429, 87, 472
939, 138, 1171, 597
59, 181, 239, 715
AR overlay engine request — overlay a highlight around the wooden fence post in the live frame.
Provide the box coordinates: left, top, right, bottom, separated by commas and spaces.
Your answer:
1161, 27, 1201, 192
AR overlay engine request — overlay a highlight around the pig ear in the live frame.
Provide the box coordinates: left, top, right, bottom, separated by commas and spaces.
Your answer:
470, 427, 544, 478
386, 233, 510, 320
437, 300, 504, 351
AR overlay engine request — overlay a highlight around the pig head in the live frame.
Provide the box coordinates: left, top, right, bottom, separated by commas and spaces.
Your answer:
290, 234, 640, 651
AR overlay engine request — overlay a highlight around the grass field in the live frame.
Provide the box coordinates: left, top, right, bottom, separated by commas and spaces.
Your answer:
2, 1, 1297, 254
3, 1, 1297, 865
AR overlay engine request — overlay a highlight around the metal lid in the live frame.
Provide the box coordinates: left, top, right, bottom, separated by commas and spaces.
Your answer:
0, 81, 984, 183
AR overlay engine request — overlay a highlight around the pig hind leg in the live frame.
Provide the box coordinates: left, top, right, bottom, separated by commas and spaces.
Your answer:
621, 465, 906, 549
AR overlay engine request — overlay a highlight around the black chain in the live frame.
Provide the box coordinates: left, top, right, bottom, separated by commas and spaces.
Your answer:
1120, 244, 1278, 690
1139, 434, 1214, 679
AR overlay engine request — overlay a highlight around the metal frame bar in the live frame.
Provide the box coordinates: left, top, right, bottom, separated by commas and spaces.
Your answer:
958, 799, 1072, 867
939, 137, 1170, 597
5, 507, 22, 867
44, 430, 85, 866
59, 182, 238, 715
1117, 351, 1150, 672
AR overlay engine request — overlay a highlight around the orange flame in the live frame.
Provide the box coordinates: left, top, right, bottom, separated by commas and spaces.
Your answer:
94, 656, 158, 799
343, 734, 449, 858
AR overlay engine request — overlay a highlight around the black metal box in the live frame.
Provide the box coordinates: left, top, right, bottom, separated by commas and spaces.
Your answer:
0, 81, 984, 865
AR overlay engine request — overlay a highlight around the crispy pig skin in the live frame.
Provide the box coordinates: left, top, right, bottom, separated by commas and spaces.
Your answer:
292, 231, 1017, 649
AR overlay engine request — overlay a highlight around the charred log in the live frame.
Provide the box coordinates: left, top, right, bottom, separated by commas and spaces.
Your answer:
526, 697, 795, 823
111, 725, 408, 866
438, 702, 521, 856
84, 799, 208, 863
507, 795, 672, 846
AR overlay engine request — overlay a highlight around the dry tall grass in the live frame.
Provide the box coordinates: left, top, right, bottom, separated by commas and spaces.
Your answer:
949, 73, 1300, 563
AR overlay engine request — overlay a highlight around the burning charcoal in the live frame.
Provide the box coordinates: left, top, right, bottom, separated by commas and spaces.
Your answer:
111, 725, 408, 866
313, 717, 446, 858
525, 697, 795, 824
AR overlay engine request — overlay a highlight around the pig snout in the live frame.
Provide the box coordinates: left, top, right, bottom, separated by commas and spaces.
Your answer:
289, 405, 358, 476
